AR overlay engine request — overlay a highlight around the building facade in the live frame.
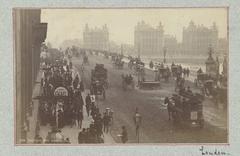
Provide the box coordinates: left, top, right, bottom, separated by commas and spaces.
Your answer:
182, 21, 218, 56
217, 38, 228, 56
13, 9, 47, 144
83, 24, 109, 51
134, 21, 164, 56
164, 35, 178, 57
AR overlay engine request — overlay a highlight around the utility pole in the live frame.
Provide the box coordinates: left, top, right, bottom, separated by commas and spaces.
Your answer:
121, 44, 123, 57
138, 44, 140, 59
163, 47, 167, 63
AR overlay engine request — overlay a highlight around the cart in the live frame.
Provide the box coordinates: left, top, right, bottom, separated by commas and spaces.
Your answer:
170, 93, 204, 129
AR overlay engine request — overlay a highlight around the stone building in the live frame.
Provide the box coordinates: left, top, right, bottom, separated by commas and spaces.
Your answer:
13, 9, 47, 144
164, 35, 178, 56
83, 24, 109, 51
182, 21, 218, 56
134, 21, 164, 56
217, 38, 228, 56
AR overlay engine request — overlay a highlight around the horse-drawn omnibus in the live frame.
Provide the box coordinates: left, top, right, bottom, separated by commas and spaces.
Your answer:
165, 92, 204, 129
90, 64, 108, 99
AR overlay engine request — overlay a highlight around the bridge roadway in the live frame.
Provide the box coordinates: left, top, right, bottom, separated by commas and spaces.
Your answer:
72, 54, 227, 143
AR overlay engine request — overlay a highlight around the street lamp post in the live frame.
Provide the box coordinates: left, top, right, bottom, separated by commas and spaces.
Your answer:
138, 44, 140, 59
163, 47, 167, 64
121, 44, 123, 56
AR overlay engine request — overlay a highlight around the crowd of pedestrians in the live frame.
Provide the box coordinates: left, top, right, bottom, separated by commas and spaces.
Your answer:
77, 94, 113, 143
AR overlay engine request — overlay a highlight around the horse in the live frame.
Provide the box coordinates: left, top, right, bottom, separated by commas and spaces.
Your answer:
122, 74, 134, 91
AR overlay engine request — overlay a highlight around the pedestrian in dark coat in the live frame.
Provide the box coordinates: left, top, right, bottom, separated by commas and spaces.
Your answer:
121, 126, 128, 143
95, 114, 103, 137
103, 112, 111, 133
78, 128, 86, 144
80, 80, 85, 92
85, 93, 91, 116
76, 109, 84, 128
164, 97, 172, 120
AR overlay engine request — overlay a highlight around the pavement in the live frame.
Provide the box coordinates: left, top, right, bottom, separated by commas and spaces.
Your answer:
72, 54, 228, 143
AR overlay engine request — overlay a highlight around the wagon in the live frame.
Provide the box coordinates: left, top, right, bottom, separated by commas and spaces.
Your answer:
169, 93, 204, 129
203, 80, 215, 96
171, 65, 181, 77
91, 64, 108, 89
90, 80, 106, 99
194, 73, 209, 87
155, 67, 171, 82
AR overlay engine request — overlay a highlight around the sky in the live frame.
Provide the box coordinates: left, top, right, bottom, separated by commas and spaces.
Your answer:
41, 8, 228, 48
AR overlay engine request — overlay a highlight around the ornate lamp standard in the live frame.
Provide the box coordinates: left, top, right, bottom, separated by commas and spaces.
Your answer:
163, 47, 167, 63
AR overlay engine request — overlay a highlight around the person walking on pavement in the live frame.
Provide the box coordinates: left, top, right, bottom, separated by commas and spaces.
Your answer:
80, 80, 85, 92
76, 109, 84, 129
95, 114, 103, 138
164, 97, 172, 120
103, 112, 111, 133
120, 126, 128, 143
85, 93, 91, 116
78, 128, 86, 144
133, 107, 142, 137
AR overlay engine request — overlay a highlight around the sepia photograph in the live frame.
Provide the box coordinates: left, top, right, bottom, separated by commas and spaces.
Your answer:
14, 8, 228, 145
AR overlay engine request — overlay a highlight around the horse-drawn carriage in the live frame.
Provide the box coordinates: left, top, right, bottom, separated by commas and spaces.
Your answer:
39, 86, 71, 128
111, 54, 124, 69
63, 70, 73, 87
90, 80, 106, 99
165, 92, 204, 129
194, 73, 211, 87
122, 74, 134, 91
171, 65, 182, 77
194, 73, 219, 97
90, 64, 108, 99
128, 57, 145, 72
175, 76, 185, 92
155, 66, 171, 82
113, 58, 124, 69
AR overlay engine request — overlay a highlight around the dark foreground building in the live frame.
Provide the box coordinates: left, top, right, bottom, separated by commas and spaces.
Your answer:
13, 9, 47, 144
